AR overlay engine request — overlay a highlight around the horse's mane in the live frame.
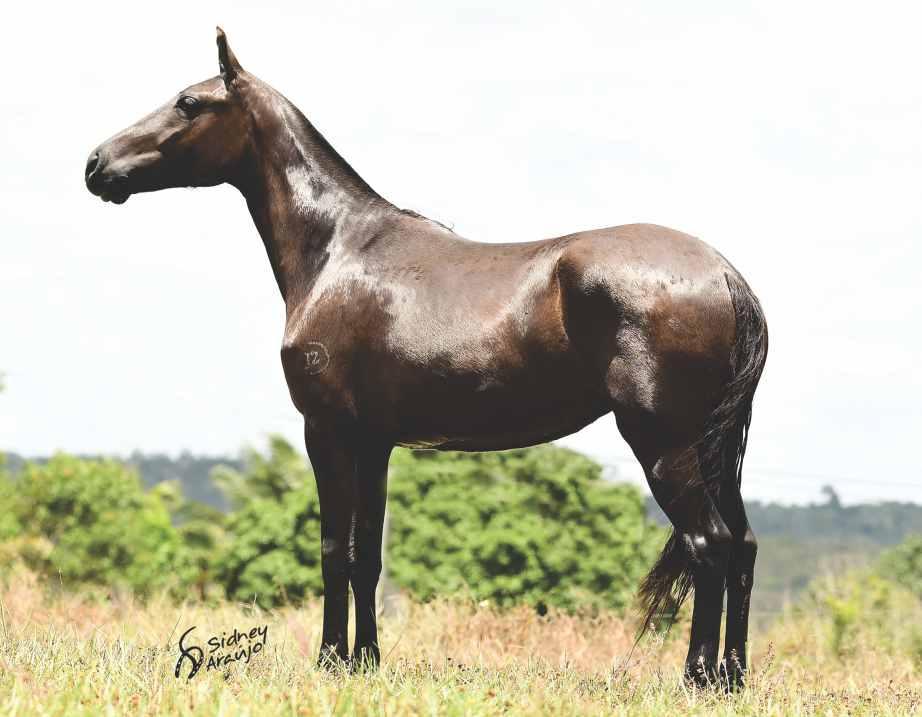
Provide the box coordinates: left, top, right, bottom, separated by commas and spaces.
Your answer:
398, 208, 456, 234
272, 92, 456, 235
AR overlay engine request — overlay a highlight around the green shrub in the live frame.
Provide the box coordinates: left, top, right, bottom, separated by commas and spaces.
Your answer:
0, 438, 664, 613
151, 480, 227, 600
212, 437, 322, 607
2, 455, 194, 595
210, 438, 663, 612
0, 471, 22, 541
878, 534, 922, 599
387, 445, 664, 612
800, 570, 918, 659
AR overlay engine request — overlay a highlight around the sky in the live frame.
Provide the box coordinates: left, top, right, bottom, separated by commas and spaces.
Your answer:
1, 1, 920, 504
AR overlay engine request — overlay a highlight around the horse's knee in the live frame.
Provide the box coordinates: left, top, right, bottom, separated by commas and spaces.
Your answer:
729, 528, 758, 586
320, 537, 349, 581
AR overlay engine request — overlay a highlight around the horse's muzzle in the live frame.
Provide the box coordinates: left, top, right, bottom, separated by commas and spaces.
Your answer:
85, 150, 131, 204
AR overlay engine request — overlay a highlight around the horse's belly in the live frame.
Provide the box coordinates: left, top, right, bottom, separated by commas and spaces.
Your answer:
388, 364, 610, 451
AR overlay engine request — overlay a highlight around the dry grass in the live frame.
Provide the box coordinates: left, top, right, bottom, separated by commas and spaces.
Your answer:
0, 570, 919, 716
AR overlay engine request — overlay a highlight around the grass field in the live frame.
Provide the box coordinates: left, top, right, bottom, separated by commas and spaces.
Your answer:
0, 571, 919, 716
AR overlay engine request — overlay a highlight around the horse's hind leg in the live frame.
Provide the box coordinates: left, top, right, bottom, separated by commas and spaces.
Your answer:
657, 453, 731, 687
718, 486, 757, 688
620, 418, 733, 688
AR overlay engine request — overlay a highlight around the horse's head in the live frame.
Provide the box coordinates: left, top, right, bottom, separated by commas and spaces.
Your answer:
85, 28, 251, 204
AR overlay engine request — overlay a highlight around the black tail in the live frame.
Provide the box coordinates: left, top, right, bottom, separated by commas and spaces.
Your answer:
637, 271, 768, 635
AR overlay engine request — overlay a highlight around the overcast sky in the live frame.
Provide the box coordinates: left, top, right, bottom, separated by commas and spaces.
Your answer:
2, 1, 920, 504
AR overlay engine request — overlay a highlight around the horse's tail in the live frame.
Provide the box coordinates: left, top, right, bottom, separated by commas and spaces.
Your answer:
637, 270, 768, 635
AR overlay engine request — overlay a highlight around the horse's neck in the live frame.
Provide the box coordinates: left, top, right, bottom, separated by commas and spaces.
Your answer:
236, 95, 385, 309
241, 166, 373, 307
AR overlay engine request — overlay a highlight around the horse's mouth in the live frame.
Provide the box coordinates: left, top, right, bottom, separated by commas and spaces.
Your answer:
86, 171, 132, 205
99, 190, 131, 205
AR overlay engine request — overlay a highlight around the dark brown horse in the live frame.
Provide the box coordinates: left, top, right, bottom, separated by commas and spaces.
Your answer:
85, 29, 767, 687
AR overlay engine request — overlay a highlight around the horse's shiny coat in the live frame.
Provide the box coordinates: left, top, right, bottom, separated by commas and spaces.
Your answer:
86, 29, 767, 688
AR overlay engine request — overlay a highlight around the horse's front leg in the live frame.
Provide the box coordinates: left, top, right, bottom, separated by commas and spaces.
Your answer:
350, 439, 392, 670
305, 421, 356, 669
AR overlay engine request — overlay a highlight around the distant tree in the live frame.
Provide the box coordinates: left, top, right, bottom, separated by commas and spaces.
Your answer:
878, 535, 922, 600
821, 485, 843, 510
126, 451, 240, 510
0, 472, 20, 542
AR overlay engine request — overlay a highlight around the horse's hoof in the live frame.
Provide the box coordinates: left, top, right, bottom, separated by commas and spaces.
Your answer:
683, 661, 720, 690
317, 645, 350, 672
350, 645, 381, 673
719, 659, 747, 692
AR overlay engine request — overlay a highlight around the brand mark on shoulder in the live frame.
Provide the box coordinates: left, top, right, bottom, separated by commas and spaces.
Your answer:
304, 342, 330, 375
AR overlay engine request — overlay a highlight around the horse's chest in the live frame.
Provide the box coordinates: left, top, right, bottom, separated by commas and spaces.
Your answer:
280, 333, 362, 420
278, 297, 359, 416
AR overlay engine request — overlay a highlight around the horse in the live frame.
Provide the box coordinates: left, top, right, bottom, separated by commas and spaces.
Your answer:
85, 28, 768, 688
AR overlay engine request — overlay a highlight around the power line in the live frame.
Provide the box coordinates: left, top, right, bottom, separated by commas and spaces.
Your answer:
601, 455, 919, 489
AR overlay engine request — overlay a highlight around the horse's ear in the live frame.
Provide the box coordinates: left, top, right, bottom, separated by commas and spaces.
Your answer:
216, 26, 243, 87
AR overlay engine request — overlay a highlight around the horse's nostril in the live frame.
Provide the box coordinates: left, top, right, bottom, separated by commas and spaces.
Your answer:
85, 152, 100, 181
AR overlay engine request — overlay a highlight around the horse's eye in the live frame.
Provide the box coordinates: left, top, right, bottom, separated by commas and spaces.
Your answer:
176, 96, 200, 114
